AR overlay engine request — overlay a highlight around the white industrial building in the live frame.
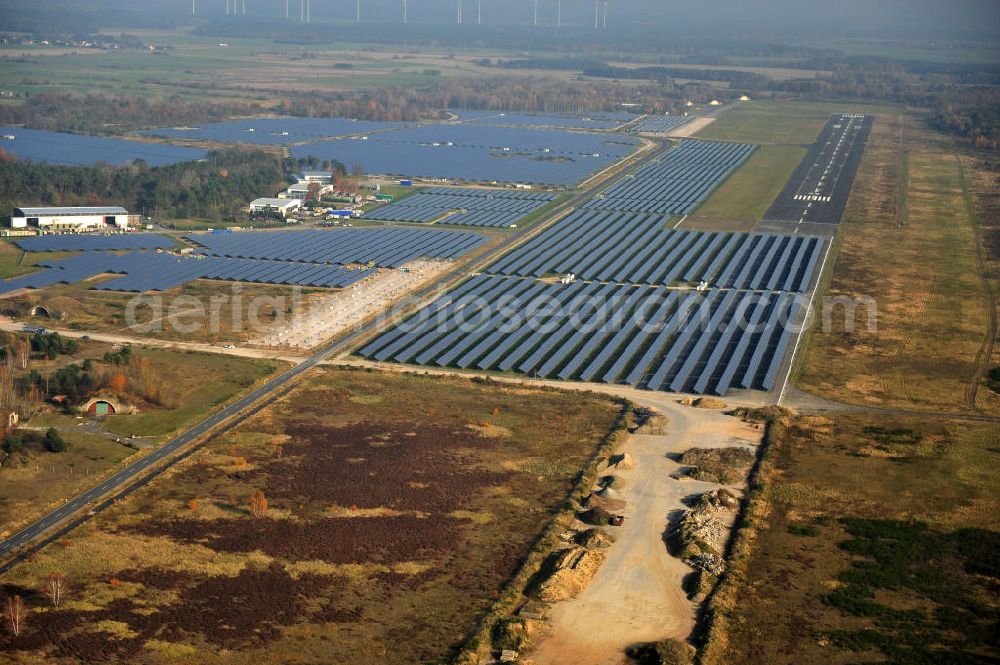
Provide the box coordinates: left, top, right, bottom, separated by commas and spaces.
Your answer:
279, 182, 333, 201
11, 206, 131, 231
249, 198, 301, 218
297, 171, 333, 184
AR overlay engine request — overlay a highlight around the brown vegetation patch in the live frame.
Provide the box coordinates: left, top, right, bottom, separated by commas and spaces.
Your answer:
123, 514, 467, 565
243, 420, 513, 514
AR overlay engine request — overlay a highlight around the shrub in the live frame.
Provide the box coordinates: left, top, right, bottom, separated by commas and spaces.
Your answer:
44, 427, 67, 453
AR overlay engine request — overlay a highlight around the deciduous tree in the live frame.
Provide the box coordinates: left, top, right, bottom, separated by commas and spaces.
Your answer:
42, 572, 68, 607
248, 490, 268, 518
4, 595, 25, 636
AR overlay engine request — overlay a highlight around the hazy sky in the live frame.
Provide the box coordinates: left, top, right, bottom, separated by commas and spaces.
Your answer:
4, 0, 1000, 40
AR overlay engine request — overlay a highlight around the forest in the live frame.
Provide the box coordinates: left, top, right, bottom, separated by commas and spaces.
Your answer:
0, 149, 344, 221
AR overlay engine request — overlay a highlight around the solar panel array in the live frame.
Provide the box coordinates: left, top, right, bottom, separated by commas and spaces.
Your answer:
0, 125, 206, 168
186, 227, 488, 267
585, 140, 755, 215
0, 252, 372, 295
455, 110, 637, 130
292, 124, 642, 186
485, 210, 823, 292
629, 116, 693, 134
15, 234, 178, 253
358, 275, 804, 396
363, 187, 557, 227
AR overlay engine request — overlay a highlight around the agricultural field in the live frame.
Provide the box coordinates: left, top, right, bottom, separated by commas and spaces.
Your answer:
0, 368, 624, 664
695, 145, 808, 222
795, 113, 1000, 413
704, 412, 1000, 664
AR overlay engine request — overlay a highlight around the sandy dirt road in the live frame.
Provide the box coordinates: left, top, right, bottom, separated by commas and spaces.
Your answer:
526, 396, 760, 665
0, 317, 303, 364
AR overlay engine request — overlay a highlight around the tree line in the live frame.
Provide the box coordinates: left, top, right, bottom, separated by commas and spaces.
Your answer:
0, 149, 343, 221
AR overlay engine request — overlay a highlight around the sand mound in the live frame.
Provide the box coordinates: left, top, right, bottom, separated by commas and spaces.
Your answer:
582, 491, 627, 513
537, 546, 606, 602
608, 452, 633, 470
679, 447, 756, 485
678, 396, 729, 409
576, 528, 616, 549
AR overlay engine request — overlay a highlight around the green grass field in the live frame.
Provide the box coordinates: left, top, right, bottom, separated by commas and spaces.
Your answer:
0, 431, 137, 538
0, 241, 82, 280
99, 348, 279, 438
695, 145, 807, 221
697, 100, 901, 145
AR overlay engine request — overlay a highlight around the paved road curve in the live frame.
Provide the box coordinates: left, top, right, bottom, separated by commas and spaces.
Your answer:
0, 138, 672, 574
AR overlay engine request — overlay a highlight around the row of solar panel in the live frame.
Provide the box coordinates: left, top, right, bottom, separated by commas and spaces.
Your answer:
585, 140, 755, 215
629, 116, 693, 133
187, 227, 488, 267
15, 234, 177, 253
0, 252, 372, 295
358, 275, 803, 396
419, 187, 557, 202
364, 194, 548, 218
362, 190, 554, 227
484, 210, 823, 292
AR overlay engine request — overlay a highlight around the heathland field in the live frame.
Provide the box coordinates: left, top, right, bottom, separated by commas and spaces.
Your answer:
0, 369, 623, 664
796, 113, 1000, 413
703, 412, 1000, 664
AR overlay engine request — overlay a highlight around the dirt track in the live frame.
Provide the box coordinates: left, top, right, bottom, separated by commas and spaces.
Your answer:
527, 395, 760, 665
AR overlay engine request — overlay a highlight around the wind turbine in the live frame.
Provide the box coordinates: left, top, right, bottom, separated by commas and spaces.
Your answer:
594, 0, 599, 28
478, 0, 482, 24
356, 0, 361, 23
603, 1, 608, 29
557, 0, 562, 29
457, 0, 463, 24
533, 0, 539, 26
403, 0, 408, 23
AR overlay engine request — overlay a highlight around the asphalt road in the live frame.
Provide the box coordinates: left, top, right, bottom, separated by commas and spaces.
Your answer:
0, 136, 672, 574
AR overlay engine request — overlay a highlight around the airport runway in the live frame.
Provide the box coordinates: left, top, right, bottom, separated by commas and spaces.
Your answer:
763, 113, 874, 227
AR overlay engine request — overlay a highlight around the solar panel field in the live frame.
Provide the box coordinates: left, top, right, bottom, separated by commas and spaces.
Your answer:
484, 210, 824, 292
291, 124, 642, 186
584, 140, 756, 215
0, 252, 374, 294
135, 117, 405, 147
15, 234, 178, 253
358, 274, 804, 396
0, 126, 207, 167
187, 227, 488, 266
455, 110, 637, 130
629, 115, 693, 134
363, 187, 557, 227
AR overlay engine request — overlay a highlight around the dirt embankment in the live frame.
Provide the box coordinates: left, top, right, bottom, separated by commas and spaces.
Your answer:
521, 396, 763, 665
